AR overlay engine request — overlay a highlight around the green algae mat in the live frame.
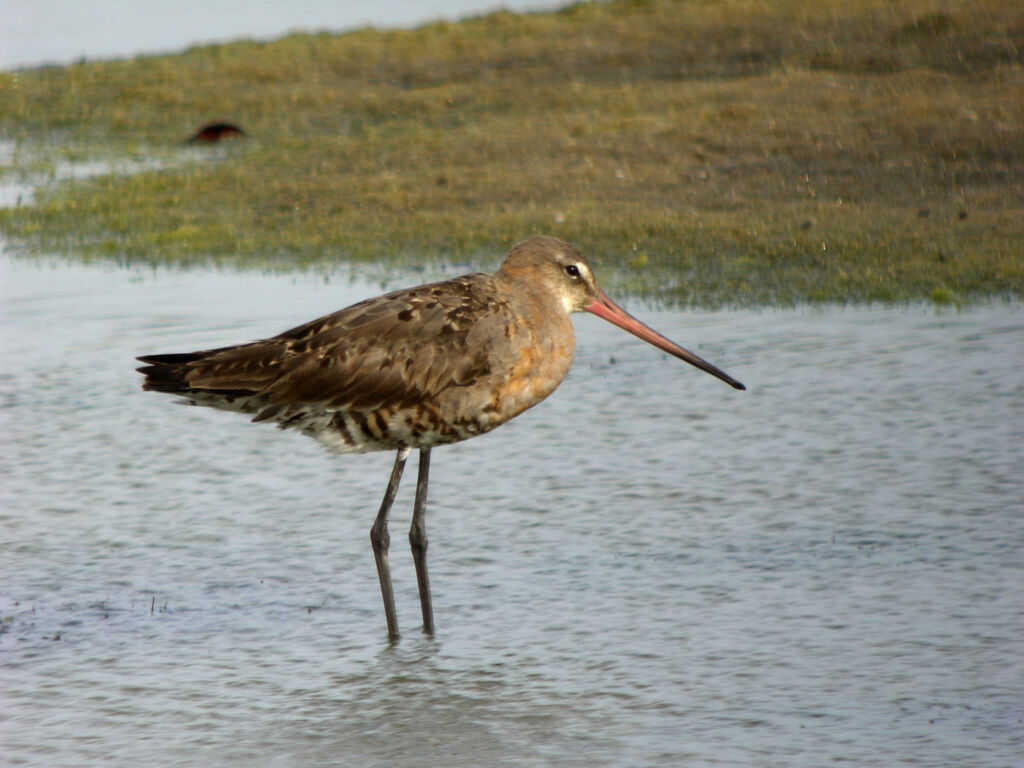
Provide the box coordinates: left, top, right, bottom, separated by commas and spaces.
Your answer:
1, 0, 1021, 304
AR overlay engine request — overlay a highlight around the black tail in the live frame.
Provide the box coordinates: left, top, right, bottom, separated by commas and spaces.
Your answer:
136, 347, 272, 404
136, 353, 199, 394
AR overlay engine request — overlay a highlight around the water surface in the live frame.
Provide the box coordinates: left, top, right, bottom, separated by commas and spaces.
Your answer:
1, 0, 563, 70
1, 252, 1022, 767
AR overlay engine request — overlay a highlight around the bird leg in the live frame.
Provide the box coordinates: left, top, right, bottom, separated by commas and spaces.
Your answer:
409, 447, 434, 634
370, 447, 410, 640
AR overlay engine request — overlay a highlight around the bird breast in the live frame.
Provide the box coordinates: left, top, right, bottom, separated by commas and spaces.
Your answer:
403, 285, 577, 446
479, 300, 575, 422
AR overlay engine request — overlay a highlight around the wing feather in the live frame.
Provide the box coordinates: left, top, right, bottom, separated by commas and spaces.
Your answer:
137, 273, 508, 421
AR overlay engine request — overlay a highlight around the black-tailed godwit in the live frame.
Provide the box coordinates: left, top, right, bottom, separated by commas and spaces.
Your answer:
137, 235, 745, 639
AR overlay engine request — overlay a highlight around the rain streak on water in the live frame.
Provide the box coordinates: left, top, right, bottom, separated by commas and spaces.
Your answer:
1, 250, 1022, 767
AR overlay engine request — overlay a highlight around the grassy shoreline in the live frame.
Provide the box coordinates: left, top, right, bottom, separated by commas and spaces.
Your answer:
1, 0, 1022, 305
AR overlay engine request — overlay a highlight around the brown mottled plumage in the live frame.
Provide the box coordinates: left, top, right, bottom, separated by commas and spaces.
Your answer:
138, 235, 744, 639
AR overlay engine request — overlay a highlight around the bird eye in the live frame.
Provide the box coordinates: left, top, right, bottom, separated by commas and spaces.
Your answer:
564, 264, 581, 278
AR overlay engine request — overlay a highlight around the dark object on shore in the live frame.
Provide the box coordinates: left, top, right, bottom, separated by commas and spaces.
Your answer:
187, 122, 245, 143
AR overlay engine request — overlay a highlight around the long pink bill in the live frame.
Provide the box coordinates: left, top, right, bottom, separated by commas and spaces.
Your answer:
585, 289, 746, 391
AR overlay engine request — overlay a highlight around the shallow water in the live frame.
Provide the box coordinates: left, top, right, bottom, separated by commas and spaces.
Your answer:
2, 0, 564, 70
1, 251, 1022, 767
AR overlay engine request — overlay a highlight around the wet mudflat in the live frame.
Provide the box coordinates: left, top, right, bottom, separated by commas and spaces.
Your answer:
1, 252, 1021, 767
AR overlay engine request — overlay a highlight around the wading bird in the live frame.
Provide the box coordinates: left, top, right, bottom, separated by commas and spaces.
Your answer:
137, 236, 744, 639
